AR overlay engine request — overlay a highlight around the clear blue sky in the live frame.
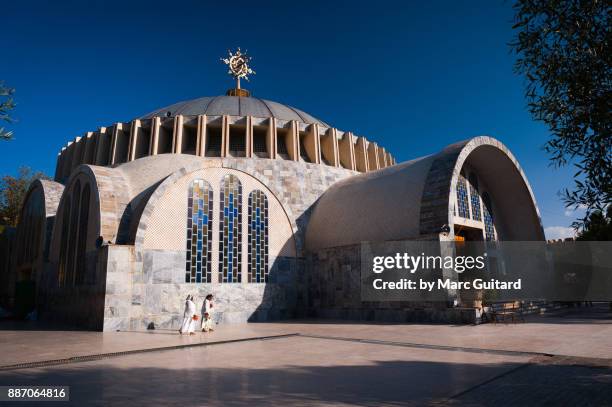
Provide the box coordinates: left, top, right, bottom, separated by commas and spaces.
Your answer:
3, 0, 578, 237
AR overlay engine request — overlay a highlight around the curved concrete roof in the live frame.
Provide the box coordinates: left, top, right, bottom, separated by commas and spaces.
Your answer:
29, 179, 65, 218
139, 96, 330, 126
305, 155, 436, 251
305, 136, 545, 251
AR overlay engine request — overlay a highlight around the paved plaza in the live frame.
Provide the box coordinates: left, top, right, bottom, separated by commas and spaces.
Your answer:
0, 306, 611, 406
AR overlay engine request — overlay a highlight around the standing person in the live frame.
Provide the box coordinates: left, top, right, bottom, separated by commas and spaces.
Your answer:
179, 295, 197, 335
202, 294, 214, 332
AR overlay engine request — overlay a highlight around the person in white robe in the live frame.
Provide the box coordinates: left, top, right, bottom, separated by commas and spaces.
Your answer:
202, 294, 214, 332
179, 295, 197, 335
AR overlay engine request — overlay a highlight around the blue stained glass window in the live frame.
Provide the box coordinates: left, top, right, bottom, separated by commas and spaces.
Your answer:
248, 190, 269, 283
185, 180, 213, 283
468, 173, 482, 221
456, 174, 470, 219
219, 175, 242, 283
482, 192, 496, 241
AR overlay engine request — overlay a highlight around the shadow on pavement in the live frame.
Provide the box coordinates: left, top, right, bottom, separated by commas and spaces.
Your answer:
0, 356, 610, 406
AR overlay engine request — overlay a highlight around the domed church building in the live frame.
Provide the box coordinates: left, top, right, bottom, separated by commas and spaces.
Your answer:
9, 51, 544, 330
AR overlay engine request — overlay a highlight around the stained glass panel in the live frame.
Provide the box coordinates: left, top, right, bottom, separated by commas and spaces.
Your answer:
469, 174, 482, 221
482, 192, 496, 241
456, 174, 470, 219
219, 175, 242, 283
248, 190, 269, 283
185, 180, 213, 283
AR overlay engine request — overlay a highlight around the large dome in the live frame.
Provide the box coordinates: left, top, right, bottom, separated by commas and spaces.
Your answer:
140, 95, 330, 127
54, 91, 397, 185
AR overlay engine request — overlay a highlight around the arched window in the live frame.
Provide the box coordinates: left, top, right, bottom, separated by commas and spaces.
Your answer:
65, 181, 81, 286
469, 173, 482, 221
58, 197, 71, 287
75, 186, 90, 285
17, 191, 41, 266
185, 180, 213, 283
482, 192, 496, 241
456, 173, 470, 219
248, 190, 268, 283
219, 175, 242, 283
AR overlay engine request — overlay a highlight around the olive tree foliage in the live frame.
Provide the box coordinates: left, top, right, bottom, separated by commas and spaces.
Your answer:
0, 167, 48, 227
511, 0, 611, 228
577, 206, 612, 241
0, 82, 16, 140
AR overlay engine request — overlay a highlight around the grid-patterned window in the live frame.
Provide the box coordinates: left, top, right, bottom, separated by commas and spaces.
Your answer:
482, 192, 496, 241
219, 175, 242, 283
253, 129, 267, 154
456, 174, 470, 219
248, 190, 269, 283
277, 133, 289, 155
229, 127, 246, 155
185, 180, 213, 283
469, 173, 482, 221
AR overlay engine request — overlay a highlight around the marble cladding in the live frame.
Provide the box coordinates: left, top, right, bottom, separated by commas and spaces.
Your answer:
223, 159, 355, 255
103, 243, 303, 331
307, 244, 475, 324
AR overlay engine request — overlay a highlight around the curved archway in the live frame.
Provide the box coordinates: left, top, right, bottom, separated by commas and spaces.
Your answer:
418, 137, 544, 241
134, 164, 298, 264
447, 137, 544, 241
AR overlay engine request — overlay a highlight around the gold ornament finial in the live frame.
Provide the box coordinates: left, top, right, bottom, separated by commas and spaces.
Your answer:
221, 48, 255, 92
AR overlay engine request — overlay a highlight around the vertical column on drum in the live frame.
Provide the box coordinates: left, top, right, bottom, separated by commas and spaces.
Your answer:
245, 116, 253, 158
221, 115, 230, 158
338, 131, 356, 170
149, 117, 161, 156
312, 124, 322, 164
82, 132, 96, 164
69, 136, 84, 173
128, 120, 139, 161
354, 136, 369, 172
378, 146, 388, 168
173, 115, 184, 154
367, 141, 380, 171
268, 118, 277, 159
54, 150, 64, 182
320, 128, 339, 167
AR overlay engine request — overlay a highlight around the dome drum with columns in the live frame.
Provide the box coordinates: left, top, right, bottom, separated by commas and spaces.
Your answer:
6, 51, 544, 330
54, 95, 395, 184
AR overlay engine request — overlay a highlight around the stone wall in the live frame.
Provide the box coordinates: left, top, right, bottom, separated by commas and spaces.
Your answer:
103, 245, 304, 331
115, 158, 354, 331
307, 244, 478, 324
38, 248, 106, 330
0, 227, 17, 309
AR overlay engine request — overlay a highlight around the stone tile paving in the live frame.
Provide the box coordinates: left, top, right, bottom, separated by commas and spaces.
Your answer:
444, 355, 612, 407
0, 336, 531, 406
0, 306, 609, 405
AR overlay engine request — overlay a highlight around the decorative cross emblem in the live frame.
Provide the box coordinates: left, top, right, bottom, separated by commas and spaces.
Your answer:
221, 48, 255, 89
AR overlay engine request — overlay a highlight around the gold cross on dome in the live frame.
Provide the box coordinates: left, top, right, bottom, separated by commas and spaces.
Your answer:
221, 48, 255, 90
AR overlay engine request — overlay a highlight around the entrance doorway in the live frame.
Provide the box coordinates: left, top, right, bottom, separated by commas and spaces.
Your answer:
454, 225, 486, 308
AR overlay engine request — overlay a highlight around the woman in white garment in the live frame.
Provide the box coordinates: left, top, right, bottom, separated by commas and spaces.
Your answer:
202, 294, 214, 332
179, 295, 197, 335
